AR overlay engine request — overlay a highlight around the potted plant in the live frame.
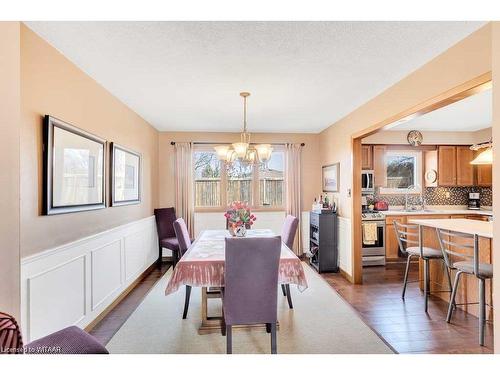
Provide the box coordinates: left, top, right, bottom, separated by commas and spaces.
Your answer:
224, 201, 256, 237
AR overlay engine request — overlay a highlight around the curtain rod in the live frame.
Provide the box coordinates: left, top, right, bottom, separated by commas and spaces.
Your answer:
170, 141, 305, 146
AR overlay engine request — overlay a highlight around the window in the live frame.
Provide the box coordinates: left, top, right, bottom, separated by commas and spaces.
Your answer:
379, 150, 422, 194
259, 151, 284, 207
226, 160, 253, 205
194, 150, 221, 207
193, 145, 285, 210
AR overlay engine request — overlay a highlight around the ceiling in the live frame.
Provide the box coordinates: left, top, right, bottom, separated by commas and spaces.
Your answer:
389, 88, 492, 132
25, 21, 485, 133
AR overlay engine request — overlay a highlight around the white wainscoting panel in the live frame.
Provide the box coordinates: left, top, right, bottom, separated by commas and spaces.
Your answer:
21, 216, 158, 342
338, 216, 352, 277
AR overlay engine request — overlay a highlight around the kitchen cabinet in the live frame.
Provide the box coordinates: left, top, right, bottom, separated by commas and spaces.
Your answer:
373, 145, 386, 188
438, 145, 474, 186
361, 145, 373, 170
384, 215, 406, 261
475, 149, 492, 186
437, 146, 457, 186
456, 146, 474, 186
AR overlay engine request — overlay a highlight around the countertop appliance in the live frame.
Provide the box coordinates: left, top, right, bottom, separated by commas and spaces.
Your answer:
361, 170, 375, 194
468, 192, 481, 210
374, 200, 388, 211
361, 211, 386, 266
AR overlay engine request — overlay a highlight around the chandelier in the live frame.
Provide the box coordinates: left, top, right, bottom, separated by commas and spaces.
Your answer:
470, 139, 493, 165
213, 92, 273, 166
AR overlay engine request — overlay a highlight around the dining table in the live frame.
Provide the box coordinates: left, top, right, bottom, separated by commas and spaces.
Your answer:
165, 229, 308, 334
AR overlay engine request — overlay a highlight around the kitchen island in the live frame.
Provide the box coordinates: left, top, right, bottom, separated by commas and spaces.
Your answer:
407, 218, 493, 321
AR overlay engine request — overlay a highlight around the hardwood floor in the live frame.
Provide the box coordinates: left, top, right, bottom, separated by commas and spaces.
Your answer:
320, 261, 494, 354
89, 262, 171, 345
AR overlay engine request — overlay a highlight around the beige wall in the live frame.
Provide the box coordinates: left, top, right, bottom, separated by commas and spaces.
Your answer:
158, 132, 321, 210
319, 24, 492, 219
0, 22, 21, 319
491, 21, 500, 352
362, 128, 492, 145
20, 25, 159, 257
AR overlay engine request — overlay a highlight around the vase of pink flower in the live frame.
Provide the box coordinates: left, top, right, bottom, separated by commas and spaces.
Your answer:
224, 201, 256, 237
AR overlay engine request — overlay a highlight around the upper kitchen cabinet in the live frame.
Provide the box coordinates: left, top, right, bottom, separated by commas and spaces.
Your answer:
438, 146, 457, 186
456, 146, 475, 186
372, 145, 386, 187
438, 145, 474, 186
361, 145, 373, 170
476, 152, 493, 186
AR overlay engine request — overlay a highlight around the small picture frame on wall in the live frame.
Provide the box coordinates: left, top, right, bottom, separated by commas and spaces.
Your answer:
322, 163, 340, 192
43, 115, 106, 215
110, 143, 141, 206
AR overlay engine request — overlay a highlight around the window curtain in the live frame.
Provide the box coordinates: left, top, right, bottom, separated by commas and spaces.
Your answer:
174, 142, 194, 237
285, 143, 302, 255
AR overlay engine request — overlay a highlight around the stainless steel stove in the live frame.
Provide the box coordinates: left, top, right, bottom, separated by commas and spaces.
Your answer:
361, 211, 386, 266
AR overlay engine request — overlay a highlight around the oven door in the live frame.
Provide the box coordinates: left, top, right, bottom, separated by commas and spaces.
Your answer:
361, 221, 385, 253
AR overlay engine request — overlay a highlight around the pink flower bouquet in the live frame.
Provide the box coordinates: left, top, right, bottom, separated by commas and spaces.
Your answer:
224, 201, 256, 237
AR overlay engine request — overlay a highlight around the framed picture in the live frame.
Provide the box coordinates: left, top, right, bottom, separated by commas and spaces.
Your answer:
43, 115, 106, 215
110, 143, 141, 206
322, 163, 340, 192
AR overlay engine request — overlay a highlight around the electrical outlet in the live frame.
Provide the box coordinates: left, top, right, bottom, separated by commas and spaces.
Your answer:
445, 191, 451, 198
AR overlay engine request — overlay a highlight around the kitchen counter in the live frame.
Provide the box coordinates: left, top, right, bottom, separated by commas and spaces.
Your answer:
408, 218, 493, 238
381, 207, 493, 217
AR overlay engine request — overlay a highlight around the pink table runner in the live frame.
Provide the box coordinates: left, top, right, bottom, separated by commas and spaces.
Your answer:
165, 229, 308, 295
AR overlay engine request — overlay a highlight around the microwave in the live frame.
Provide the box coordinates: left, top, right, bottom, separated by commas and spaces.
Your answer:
361, 170, 374, 194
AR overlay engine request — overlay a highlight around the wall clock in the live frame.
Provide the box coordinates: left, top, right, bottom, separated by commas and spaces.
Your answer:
407, 130, 423, 146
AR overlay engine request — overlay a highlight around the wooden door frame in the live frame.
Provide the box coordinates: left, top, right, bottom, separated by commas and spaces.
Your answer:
350, 72, 492, 285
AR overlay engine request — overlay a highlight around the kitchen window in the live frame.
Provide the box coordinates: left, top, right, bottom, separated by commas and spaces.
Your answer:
193, 145, 285, 211
379, 150, 422, 194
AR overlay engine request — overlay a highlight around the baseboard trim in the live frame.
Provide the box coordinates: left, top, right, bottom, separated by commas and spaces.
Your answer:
84, 262, 158, 332
340, 268, 355, 284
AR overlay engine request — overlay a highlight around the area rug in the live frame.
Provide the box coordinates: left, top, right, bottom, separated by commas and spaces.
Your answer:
106, 263, 393, 354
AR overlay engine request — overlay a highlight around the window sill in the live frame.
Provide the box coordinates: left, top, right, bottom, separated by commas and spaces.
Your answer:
194, 207, 285, 213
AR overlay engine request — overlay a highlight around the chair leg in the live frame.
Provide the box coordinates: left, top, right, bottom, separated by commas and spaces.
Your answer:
443, 261, 455, 309
266, 323, 271, 333
285, 284, 293, 309
270, 323, 277, 354
446, 271, 463, 323
226, 325, 232, 354
423, 258, 430, 312
402, 254, 412, 299
479, 278, 486, 346
182, 286, 191, 319
157, 245, 163, 268
281, 284, 287, 296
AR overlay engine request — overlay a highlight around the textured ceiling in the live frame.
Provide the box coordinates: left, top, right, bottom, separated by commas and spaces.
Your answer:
25, 21, 486, 133
390, 88, 491, 132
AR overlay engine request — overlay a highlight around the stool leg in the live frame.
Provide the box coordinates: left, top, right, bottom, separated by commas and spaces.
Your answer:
479, 278, 486, 346
281, 284, 287, 296
443, 261, 455, 309
423, 258, 430, 312
402, 254, 412, 299
447, 271, 462, 323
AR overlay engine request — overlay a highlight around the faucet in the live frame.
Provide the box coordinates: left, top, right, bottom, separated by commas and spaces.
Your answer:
405, 185, 424, 211
404, 185, 415, 211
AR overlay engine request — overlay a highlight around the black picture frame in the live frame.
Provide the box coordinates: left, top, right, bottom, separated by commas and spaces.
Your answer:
43, 115, 106, 215
110, 143, 142, 207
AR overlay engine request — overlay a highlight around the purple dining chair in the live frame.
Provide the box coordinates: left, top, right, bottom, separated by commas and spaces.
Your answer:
281, 215, 299, 309
154, 207, 180, 267
222, 236, 281, 354
173, 218, 193, 319
0, 312, 108, 354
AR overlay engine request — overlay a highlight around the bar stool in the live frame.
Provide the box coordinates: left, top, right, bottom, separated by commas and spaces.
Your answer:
393, 222, 452, 312
436, 229, 493, 346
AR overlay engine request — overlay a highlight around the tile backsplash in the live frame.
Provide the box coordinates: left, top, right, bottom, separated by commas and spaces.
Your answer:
371, 186, 492, 207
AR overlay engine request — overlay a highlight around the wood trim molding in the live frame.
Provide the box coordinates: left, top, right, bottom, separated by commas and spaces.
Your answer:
351, 72, 492, 139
